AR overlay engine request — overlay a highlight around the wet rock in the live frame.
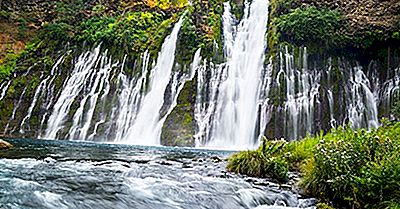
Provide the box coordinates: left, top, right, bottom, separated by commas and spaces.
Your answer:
0, 139, 13, 149
210, 155, 223, 163
159, 160, 173, 166
160, 79, 197, 147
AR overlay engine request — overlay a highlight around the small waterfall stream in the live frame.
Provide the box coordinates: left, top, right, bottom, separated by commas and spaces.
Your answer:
345, 65, 379, 130
123, 13, 186, 145
0, 80, 11, 101
255, 47, 380, 140
113, 53, 150, 142
44, 46, 104, 139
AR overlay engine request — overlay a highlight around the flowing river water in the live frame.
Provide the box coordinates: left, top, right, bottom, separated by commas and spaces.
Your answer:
0, 139, 315, 209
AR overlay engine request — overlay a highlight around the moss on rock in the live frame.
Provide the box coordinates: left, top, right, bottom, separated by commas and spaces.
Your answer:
161, 77, 197, 147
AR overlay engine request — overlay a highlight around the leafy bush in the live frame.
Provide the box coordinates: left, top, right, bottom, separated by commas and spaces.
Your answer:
228, 122, 400, 208
40, 23, 74, 41
274, 6, 345, 47
227, 140, 289, 181
0, 51, 21, 83
302, 124, 400, 208
76, 11, 174, 52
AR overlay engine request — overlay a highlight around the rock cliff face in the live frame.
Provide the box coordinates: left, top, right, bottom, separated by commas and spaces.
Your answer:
0, 0, 399, 145
303, 0, 400, 36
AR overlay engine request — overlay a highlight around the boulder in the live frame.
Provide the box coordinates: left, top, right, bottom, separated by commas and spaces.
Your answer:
0, 139, 13, 149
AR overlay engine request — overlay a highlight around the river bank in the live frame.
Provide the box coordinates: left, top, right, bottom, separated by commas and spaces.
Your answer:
228, 121, 400, 209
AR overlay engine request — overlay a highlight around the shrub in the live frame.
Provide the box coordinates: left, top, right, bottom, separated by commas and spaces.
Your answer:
227, 142, 289, 181
76, 11, 173, 53
227, 122, 400, 208
274, 6, 345, 48
301, 124, 400, 208
0, 51, 21, 82
40, 23, 74, 42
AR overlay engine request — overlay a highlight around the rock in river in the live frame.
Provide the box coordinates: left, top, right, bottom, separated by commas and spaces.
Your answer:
0, 139, 13, 149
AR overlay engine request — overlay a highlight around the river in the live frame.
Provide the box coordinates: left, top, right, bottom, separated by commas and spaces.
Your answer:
0, 139, 315, 209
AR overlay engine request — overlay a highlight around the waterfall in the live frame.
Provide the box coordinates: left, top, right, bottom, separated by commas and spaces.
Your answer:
345, 65, 379, 129
0, 80, 11, 102
40, 13, 193, 143
4, 85, 28, 134
123, 13, 186, 145
221, 2, 235, 57
380, 66, 400, 114
256, 47, 380, 140
67, 50, 116, 140
113, 53, 150, 142
194, 62, 226, 146
20, 55, 66, 134
1, 3, 396, 146
282, 47, 321, 140
44, 46, 103, 139
197, 0, 269, 149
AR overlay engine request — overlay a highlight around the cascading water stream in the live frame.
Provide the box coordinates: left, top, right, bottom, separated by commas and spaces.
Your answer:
113, 53, 150, 142
200, 0, 269, 149
380, 66, 400, 114
0, 3, 391, 146
123, 13, 186, 145
283, 47, 321, 140
67, 50, 116, 140
345, 65, 379, 129
20, 55, 67, 134
0, 80, 11, 102
45, 46, 102, 139
257, 47, 380, 140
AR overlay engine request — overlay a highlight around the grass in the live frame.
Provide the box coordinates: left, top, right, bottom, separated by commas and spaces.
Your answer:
227, 121, 400, 208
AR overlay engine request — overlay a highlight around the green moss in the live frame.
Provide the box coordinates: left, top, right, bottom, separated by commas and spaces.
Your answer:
175, 13, 200, 66
230, 0, 244, 20
161, 78, 197, 147
274, 6, 345, 48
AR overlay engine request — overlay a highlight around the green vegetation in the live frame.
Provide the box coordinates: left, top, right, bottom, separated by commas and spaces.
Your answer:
76, 11, 175, 53
0, 50, 20, 82
275, 6, 345, 48
227, 122, 400, 208
161, 78, 196, 147
227, 144, 289, 181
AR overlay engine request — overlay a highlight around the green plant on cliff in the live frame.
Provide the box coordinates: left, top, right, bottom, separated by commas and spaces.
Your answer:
174, 13, 200, 65
78, 11, 178, 53
228, 122, 400, 208
0, 49, 23, 83
274, 6, 345, 48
